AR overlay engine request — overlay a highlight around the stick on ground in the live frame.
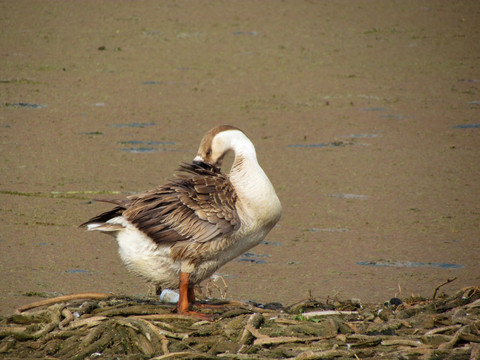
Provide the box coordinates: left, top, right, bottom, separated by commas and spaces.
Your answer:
433, 278, 457, 299
17, 293, 113, 312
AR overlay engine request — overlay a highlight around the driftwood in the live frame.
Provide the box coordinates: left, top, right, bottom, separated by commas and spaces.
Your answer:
17, 292, 112, 313
0, 286, 479, 359
433, 277, 457, 299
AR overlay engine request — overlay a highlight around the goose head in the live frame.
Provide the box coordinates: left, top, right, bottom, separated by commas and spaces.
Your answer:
194, 125, 255, 168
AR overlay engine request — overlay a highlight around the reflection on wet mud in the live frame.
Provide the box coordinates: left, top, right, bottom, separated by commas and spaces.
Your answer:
238, 252, 270, 264
307, 228, 349, 233
4, 102, 47, 109
357, 260, 465, 269
286, 141, 353, 148
119, 140, 177, 153
454, 123, 480, 129
328, 193, 368, 199
65, 269, 90, 274
109, 122, 156, 128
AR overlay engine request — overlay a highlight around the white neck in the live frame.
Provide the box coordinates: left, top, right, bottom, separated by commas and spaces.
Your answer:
216, 130, 261, 188
219, 130, 257, 164
219, 131, 280, 220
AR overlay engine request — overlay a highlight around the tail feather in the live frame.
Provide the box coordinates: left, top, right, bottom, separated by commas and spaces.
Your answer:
80, 205, 125, 228
86, 222, 125, 232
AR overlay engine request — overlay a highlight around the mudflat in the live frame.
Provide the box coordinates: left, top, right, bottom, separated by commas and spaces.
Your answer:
1, 1, 479, 316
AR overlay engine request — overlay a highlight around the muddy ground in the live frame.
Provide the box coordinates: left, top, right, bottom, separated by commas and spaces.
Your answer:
0, 1, 479, 317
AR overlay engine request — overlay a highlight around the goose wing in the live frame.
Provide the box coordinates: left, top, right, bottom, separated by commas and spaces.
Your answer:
123, 162, 240, 247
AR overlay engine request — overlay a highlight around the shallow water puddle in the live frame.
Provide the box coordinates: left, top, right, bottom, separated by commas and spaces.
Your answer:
357, 260, 465, 269
345, 133, 381, 139
120, 140, 177, 153
65, 269, 90, 274
4, 102, 47, 109
287, 134, 379, 148
121, 147, 158, 153
141, 81, 187, 86
361, 107, 387, 112
233, 31, 258, 36
109, 122, 156, 128
238, 252, 270, 264
379, 114, 404, 120
286, 141, 353, 148
328, 193, 368, 200
84, 131, 103, 135
120, 140, 175, 146
260, 240, 282, 246
454, 123, 480, 129
307, 227, 350, 232
361, 106, 404, 120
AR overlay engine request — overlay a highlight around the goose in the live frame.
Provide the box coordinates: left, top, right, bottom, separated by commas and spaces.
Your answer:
80, 125, 282, 318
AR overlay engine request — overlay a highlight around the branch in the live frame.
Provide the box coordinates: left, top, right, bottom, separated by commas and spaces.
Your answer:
433, 278, 457, 299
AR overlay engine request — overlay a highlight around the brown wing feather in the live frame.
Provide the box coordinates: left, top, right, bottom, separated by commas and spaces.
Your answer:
123, 162, 240, 247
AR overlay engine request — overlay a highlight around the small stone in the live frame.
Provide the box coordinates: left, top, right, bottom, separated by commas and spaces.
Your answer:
159, 289, 179, 303
389, 298, 403, 307
264, 302, 283, 310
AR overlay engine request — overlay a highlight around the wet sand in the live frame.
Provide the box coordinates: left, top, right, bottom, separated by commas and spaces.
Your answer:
1, 1, 479, 316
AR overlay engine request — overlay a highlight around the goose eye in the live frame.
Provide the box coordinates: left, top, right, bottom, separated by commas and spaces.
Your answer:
206, 149, 212, 156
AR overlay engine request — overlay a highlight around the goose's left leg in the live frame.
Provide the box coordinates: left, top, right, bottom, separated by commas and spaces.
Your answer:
176, 271, 213, 320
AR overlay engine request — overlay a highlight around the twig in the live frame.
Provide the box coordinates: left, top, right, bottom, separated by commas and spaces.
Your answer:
238, 313, 265, 352
30, 304, 61, 339
438, 325, 467, 350
293, 349, 354, 360
433, 278, 457, 299
465, 298, 480, 309
244, 324, 327, 347
160, 334, 170, 355
150, 351, 203, 359
69, 316, 108, 329
424, 324, 461, 336
381, 339, 424, 347
301, 310, 358, 319
134, 314, 197, 321
254, 335, 328, 346
244, 324, 268, 340
17, 293, 112, 312
59, 308, 74, 329
71, 326, 116, 360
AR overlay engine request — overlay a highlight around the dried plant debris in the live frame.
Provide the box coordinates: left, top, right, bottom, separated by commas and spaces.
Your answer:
1, 287, 479, 359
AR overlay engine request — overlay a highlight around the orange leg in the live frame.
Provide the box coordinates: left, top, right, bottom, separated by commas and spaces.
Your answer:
176, 272, 213, 320
188, 285, 196, 304
176, 272, 191, 314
